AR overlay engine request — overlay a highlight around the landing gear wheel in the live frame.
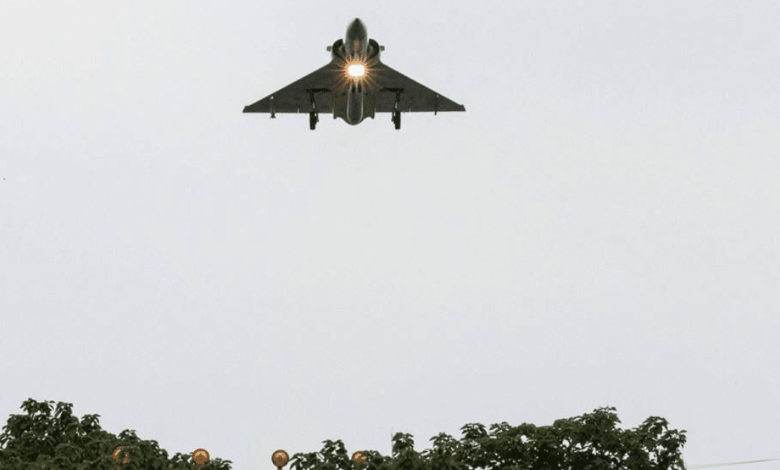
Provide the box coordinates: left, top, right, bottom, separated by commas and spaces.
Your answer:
392, 110, 401, 130
309, 111, 318, 130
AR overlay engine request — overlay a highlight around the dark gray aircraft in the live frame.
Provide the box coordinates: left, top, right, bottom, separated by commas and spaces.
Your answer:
243, 18, 466, 130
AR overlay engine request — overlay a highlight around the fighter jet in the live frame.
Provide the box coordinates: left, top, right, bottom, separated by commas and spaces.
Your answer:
243, 18, 466, 130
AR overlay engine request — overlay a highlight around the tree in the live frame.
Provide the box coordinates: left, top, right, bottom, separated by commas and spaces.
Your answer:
2, 400, 686, 470
0, 398, 232, 470
291, 407, 686, 470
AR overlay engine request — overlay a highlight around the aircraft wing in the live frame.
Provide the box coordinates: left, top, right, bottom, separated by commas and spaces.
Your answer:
371, 62, 466, 113
243, 62, 342, 114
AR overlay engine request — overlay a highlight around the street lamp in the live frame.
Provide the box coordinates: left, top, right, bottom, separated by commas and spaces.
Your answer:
272, 449, 290, 470
352, 451, 368, 465
193, 448, 211, 466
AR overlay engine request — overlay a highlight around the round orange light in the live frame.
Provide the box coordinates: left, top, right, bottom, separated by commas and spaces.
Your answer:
193, 448, 210, 465
272, 450, 290, 468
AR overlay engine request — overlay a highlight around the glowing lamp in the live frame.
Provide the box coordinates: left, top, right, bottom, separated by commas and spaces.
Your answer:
347, 64, 366, 77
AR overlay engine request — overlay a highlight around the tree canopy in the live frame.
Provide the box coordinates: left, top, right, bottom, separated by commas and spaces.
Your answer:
290, 407, 686, 470
0, 398, 232, 470
1, 398, 686, 470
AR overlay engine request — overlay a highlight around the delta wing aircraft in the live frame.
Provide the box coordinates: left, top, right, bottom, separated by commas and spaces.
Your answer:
243, 18, 466, 130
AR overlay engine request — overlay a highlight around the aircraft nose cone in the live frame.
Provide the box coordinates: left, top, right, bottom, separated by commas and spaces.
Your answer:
348, 18, 367, 36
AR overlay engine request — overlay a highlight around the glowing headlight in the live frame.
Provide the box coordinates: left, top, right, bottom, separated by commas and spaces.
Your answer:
347, 64, 366, 77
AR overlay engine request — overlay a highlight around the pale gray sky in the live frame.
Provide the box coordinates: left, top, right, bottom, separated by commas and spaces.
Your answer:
1, 1, 779, 469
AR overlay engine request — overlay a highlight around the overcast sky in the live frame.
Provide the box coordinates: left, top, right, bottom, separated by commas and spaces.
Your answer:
1, 1, 779, 469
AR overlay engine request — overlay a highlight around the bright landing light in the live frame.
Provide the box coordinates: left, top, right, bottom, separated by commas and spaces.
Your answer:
347, 64, 366, 77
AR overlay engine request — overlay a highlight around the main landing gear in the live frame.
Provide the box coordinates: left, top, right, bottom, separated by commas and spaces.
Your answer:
309, 111, 318, 130
306, 88, 329, 130
387, 88, 404, 130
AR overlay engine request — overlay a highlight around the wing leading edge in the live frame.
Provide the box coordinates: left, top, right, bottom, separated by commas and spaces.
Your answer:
243, 62, 341, 115
370, 62, 466, 113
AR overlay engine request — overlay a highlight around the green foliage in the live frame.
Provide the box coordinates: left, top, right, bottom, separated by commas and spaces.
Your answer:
2, 400, 687, 470
0, 399, 232, 470
290, 407, 687, 470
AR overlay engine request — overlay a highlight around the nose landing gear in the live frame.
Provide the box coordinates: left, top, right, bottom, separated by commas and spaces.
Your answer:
392, 110, 401, 130
309, 111, 319, 130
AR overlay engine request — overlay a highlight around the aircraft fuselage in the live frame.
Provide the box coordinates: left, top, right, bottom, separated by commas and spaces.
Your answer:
330, 18, 380, 125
